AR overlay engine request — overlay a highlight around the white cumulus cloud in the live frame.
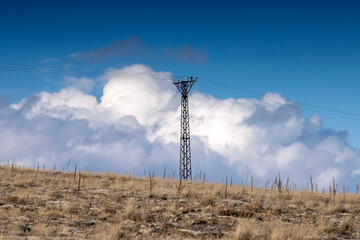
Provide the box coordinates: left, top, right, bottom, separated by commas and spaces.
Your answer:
2, 64, 360, 190
65, 76, 95, 93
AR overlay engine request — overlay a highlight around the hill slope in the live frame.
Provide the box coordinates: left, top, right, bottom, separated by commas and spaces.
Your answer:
0, 165, 359, 239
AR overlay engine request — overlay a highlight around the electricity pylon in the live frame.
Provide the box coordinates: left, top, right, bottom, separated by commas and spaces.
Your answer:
173, 76, 197, 180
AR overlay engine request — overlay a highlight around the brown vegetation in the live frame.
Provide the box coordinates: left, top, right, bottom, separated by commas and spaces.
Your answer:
0, 164, 359, 239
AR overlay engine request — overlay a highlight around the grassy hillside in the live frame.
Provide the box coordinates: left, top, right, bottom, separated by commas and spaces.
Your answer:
0, 164, 359, 239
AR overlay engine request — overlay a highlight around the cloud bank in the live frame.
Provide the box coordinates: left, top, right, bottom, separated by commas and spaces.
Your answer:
3, 64, 360, 190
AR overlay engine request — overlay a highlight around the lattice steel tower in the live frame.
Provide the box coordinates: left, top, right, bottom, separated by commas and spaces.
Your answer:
173, 76, 197, 180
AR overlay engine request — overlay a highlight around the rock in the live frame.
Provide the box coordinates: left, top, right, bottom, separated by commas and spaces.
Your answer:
192, 219, 208, 225
151, 206, 165, 212
177, 228, 202, 237
18, 216, 29, 221
210, 229, 224, 237
139, 226, 156, 235
85, 221, 96, 226
19, 224, 31, 233
165, 222, 180, 228
1, 204, 16, 209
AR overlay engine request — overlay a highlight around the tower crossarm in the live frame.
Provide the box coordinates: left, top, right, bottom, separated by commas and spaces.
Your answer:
173, 77, 197, 95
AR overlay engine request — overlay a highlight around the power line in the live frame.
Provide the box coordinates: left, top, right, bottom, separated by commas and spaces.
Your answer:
197, 82, 360, 121
0, 62, 174, 79
1, 61, 360, 121
196, 77, 360, 121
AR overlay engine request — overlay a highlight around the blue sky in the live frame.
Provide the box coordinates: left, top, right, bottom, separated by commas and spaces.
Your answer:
1, 0, 360, 131
1, 1, 360, 186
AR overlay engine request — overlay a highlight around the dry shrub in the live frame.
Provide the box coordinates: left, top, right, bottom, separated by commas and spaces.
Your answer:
113, 230, 125, 240
32, 223, 51, 236
201, 198, 215, 207
234, 219, 271, 240
104, 207, 117, 215
122, 200, 141, 222
112, 229, 132, 240
323, 218, 355, 237
50, 191, 63, 200
5, 195, 19, 204
271, 224, 305, 240
234, 219, 309, 240
65, 204, 79, 215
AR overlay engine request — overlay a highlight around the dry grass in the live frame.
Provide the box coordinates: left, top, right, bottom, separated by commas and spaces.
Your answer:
0, 164, 359, 239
